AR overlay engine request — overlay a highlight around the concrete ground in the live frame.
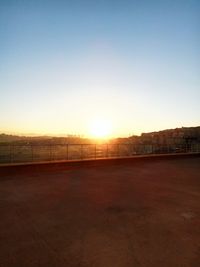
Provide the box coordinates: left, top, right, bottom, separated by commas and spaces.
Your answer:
0, 156, 200, 267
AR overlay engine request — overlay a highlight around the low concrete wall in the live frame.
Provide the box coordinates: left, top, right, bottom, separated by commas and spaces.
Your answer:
0, 152, 200, 177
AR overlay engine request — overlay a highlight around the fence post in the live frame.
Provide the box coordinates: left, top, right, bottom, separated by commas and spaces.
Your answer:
106, 144, 109, 157
50, 144, 52, 161
66, 144, 69, 160
31, 145, 33, 162
10, 145, 12, 163
81, 144, 83, 160
95, 144, 96, 159
13, 145, 15, 162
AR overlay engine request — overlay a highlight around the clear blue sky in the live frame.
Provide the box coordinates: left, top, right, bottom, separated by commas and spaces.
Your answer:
0, 0, 199, 137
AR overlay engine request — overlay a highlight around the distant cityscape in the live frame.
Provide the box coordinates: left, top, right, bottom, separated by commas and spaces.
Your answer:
127, 126, 200, 153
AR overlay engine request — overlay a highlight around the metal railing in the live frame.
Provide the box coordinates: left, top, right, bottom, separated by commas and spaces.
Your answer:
0, 143, 200, 164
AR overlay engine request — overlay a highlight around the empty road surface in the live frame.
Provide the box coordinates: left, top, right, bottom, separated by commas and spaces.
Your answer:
0, 156, 200, 267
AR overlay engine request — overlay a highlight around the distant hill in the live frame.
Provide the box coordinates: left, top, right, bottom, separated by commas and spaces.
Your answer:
0, 134, 51, 144
0, 134, 26, 143
0, 133, 91, 145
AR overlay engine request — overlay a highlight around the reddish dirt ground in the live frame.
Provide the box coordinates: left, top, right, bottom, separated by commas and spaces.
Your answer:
0, 156, 200, 267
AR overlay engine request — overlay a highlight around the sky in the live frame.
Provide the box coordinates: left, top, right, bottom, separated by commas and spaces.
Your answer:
0, 0, 199, 137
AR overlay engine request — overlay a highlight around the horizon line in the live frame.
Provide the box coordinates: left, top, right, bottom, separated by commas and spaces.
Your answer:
0, 125, 200, 139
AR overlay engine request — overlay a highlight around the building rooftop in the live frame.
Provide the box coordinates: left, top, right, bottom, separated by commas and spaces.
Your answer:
0, 155, 200, 267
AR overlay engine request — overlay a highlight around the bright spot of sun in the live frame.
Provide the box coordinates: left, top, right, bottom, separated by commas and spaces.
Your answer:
89, 118, 112, 139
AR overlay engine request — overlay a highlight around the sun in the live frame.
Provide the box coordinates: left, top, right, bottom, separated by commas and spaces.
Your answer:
89, 118, 112, 139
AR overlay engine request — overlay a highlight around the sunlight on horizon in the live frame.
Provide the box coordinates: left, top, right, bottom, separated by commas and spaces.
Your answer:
88, 118, 112, 139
